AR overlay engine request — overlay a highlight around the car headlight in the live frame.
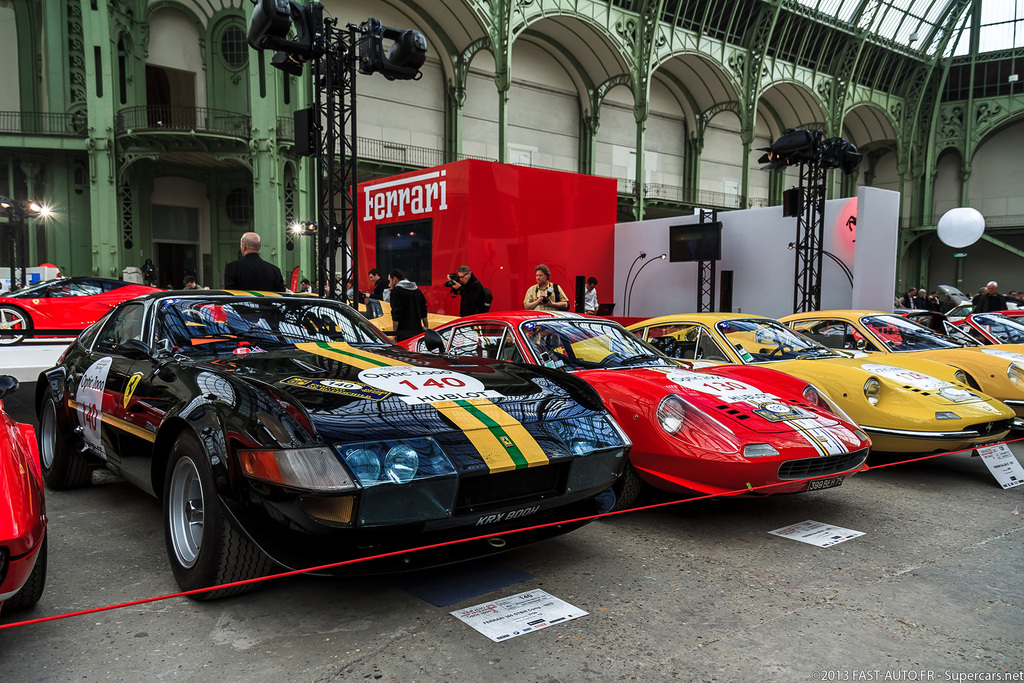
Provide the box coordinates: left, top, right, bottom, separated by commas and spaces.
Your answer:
1009, 362, 1024, 388
657, 395, 686, 434
953, 369, 968, 385
338, 437, 455, 488
743, 443, 779, 458
550, 415, 631, 456
239, 446, 357, 492
803, 384, 826, 408
384, 444, 419, 484
864, 377, 881, 406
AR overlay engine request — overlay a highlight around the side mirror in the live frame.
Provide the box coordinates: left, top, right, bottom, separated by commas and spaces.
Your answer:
0, 374, 18, 400
117, 339, 154, 361
856, 339, 867, 350
423, 329, 445, 353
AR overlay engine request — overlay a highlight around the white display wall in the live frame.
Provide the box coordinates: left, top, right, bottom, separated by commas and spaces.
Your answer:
614, 186, 900, 320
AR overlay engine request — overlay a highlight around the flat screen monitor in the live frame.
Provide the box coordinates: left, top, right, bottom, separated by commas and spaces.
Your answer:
669, 222, 722, 262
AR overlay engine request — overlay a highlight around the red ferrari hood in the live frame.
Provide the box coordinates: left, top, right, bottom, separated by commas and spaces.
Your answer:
581, 366, 844, 434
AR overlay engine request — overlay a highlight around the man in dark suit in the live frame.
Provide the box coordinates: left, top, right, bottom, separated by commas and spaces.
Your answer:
388, 269, 428, 342
223, 232, 286, 292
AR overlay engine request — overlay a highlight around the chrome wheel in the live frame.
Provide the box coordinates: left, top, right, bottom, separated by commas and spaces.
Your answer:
168, 455, 204, 569
0, 306, 28, 345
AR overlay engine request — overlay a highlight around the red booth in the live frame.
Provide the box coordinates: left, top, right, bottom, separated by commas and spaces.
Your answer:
357, 160, 617, 316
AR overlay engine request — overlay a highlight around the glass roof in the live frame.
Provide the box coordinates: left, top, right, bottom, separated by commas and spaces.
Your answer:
789, 0, 1023, 56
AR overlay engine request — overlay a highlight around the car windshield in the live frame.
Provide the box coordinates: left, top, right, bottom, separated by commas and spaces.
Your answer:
714, 319, 841, 362
519, 319, 671, 369
8, 278, 66, 297
155, 297, 390, 353
861, 314, 968, 351
971, 313, 1024, 343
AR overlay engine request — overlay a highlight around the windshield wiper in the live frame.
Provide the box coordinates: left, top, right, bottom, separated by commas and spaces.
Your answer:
615, 353, 665, 367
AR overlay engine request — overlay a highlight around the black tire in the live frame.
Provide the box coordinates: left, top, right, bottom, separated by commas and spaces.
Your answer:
0, 304, 30, 345
4, 535, 47, 612
610, 461, 644, 512
38, 388, 93, 490
162, 430, 273, 600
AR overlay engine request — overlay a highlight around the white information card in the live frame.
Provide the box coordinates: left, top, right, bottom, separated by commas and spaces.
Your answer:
451, 590, 587, 642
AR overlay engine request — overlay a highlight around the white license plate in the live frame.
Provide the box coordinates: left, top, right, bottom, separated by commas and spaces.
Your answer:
807, 476, 844, 491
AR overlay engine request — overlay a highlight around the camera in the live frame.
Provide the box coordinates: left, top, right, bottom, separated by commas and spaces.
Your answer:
444, 272, 459, 288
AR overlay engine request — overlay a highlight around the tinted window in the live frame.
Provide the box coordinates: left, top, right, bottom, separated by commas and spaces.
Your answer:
95, 303, 146, 353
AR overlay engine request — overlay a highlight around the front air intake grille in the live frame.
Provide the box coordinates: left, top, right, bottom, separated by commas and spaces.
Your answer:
778, 449, 868, 480
971, 418, 1014, 437
455, 462, 569, 514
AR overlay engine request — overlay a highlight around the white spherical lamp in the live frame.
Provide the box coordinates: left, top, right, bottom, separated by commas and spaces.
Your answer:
936, 207, 985, 248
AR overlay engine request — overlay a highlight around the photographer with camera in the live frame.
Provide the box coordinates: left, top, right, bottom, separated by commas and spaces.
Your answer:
524, 264, 569, 311
445, 265, 487, 316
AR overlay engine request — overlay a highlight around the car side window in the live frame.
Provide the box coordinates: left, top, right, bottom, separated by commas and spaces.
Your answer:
645, 323, 700, 359
448, 324, 512, 359
790, 319, 877, 351
95, 303, 146, 354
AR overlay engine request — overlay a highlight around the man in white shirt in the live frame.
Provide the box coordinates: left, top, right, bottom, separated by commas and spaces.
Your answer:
584, 276, 599, 314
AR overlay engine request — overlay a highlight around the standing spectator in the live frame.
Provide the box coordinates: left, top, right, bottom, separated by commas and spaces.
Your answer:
447, 265, 486, 316
367, 268, 388, 300
974, 281, 1008, 313
183, 275, 201, 290
142, 258, 157, 287
900, 287, 927, 309
524, 264, 569, 311
388, 269, 428, 342
584, 276, 599, 314
299, 278, 312, 293
223, 232, 286, 292
927, 291, 942, 312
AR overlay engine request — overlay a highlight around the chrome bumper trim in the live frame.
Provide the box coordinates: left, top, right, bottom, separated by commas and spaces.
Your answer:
861, 426, 985, 439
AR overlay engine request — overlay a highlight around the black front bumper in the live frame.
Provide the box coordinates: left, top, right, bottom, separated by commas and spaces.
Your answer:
221, 486, 615, 576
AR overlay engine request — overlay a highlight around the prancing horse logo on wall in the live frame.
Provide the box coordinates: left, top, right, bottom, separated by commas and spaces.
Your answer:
124, 372, 144, 408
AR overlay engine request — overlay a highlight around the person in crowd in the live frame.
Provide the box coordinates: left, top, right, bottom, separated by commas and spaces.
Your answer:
388, 269, 428, 342
142, 258, 157, 287
900, 287, 927, 309
524, 264, 569, 311
223, 232, 286, 292
927, 291, 942, 312
367, 268, 388, 300
183, 275, 201, 290
974, 281, 1008, 313
447, 265, 486, 316
299, 278, 312, 293
584, 276, 599, 314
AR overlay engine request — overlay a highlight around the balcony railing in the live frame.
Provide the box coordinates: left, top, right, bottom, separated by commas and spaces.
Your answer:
115, 106, 251, 137
0, 111, 87, 137
618, 178, 770, 210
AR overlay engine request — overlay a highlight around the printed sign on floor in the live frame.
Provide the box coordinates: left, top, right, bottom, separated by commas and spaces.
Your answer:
450, 590, 587, 642
768, 520, 865, 547
975, 443, 1024, 489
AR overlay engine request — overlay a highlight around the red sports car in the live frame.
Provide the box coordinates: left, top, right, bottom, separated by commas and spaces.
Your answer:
0, 277, 160, 344
951, 312, 1024, 345
403, 312, 872, 508
0, 375, 47, 614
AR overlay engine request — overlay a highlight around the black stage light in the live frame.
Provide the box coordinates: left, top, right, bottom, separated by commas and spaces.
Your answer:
247, 0, 324, 73
358, 18, 427, 81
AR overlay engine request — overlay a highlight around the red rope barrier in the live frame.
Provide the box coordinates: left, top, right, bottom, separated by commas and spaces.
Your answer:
2, 434, 1021, 630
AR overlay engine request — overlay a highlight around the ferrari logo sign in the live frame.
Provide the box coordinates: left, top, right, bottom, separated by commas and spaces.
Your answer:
499, 435, 514, 449
123, 373, 144, 408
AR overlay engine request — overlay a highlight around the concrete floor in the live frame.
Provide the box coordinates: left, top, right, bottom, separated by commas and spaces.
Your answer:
0, 378, 1022, 682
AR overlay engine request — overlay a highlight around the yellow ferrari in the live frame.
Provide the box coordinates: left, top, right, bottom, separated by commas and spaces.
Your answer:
627, 313, 1016, 453
781, 310, 1024, 421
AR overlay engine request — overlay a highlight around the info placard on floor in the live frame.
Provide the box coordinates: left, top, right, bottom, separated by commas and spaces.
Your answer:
451, 589, 587, 642
768, 520, 865, 547
975, 443, 1024, 489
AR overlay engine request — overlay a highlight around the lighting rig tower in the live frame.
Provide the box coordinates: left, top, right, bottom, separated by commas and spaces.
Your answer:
1, 196, 51, 291
247, 0, 426, 301
758, 129, 861, 313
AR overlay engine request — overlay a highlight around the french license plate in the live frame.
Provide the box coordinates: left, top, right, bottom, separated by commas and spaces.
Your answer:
807, 476, 844, 491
